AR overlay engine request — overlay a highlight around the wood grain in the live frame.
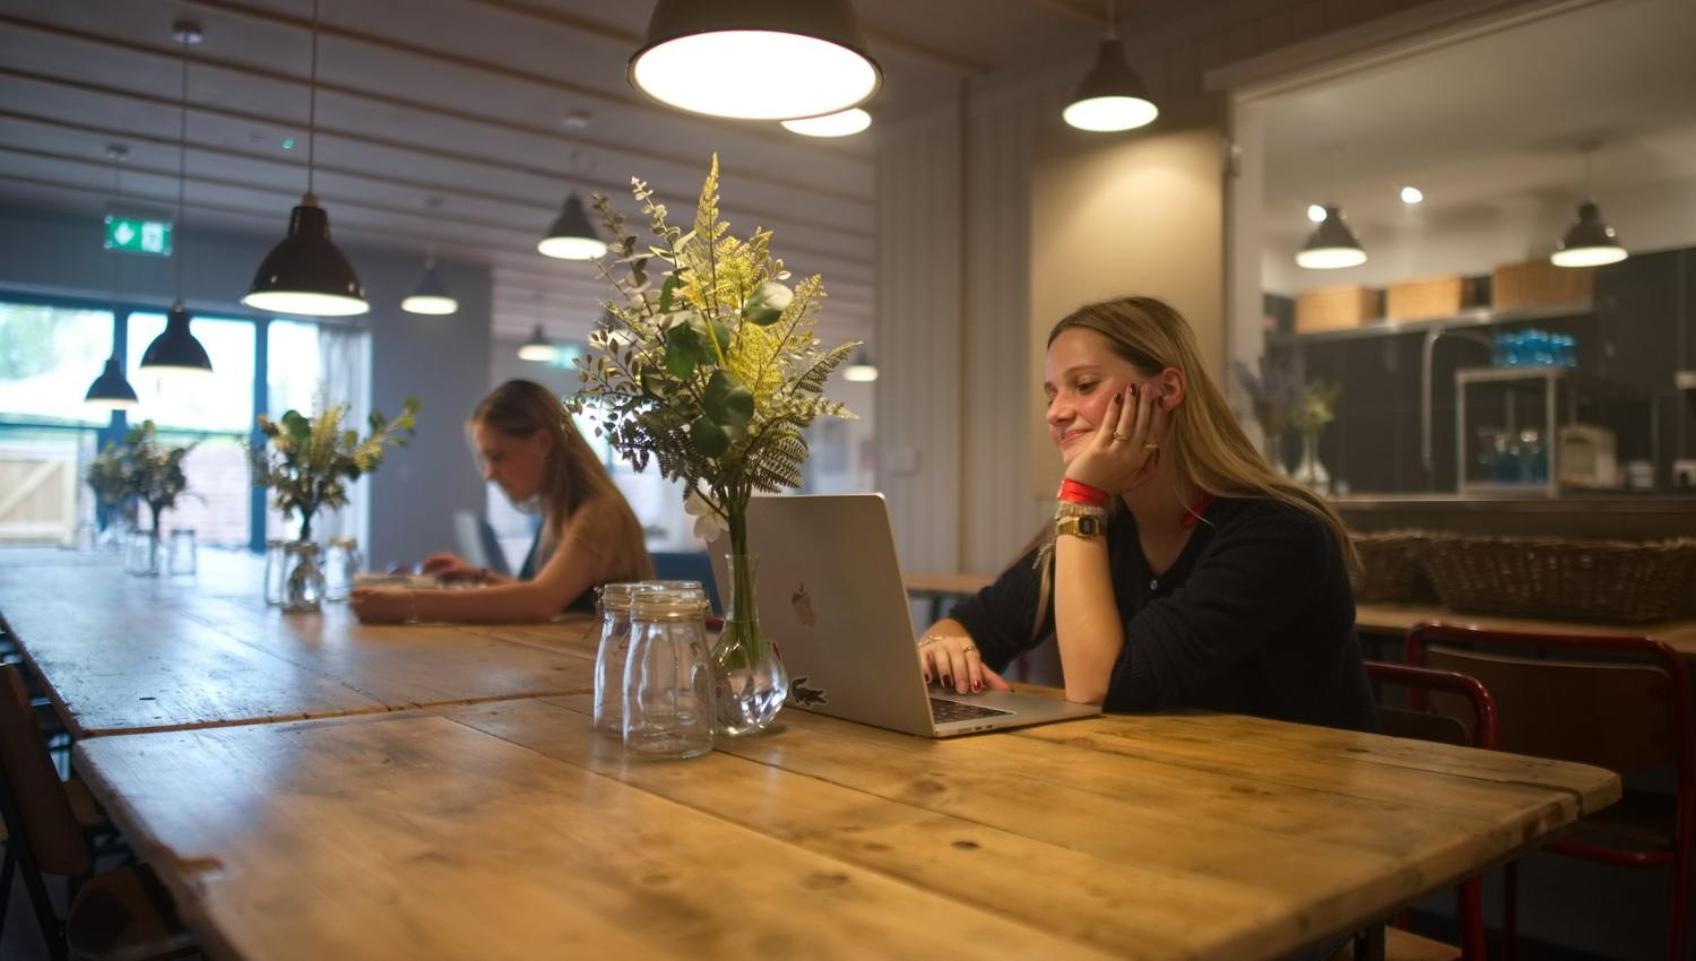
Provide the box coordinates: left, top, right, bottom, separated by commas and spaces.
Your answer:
0, 558, 599, 736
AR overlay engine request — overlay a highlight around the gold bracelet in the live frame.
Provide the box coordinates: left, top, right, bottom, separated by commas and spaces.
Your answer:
1055, 501, 1108, 521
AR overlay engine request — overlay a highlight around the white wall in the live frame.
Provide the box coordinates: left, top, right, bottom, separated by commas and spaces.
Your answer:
0, 201, 493, 569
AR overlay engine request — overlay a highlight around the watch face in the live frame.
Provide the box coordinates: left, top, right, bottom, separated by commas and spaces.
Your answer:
1079, 516, 1101, 535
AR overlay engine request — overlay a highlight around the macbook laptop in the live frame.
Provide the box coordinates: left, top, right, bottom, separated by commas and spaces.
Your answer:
709, 494, 1101, 737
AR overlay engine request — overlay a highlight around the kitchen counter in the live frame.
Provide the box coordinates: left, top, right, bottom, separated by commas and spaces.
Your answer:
1335, 494, 1696, 538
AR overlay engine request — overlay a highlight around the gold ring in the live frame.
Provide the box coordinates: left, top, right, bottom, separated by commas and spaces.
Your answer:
1143, 442, 1159, 451
1112, 432, 1132, 442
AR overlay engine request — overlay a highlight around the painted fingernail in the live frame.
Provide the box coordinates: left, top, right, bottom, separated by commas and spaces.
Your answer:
972, 680, 982, 693
923, 672, 931, 684
942, 674, 952, 687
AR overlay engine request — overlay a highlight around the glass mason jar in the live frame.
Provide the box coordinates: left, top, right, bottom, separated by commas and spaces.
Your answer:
281, 542, 327, 614
623, 588, 716, 760
262, 539, 287, 606
124, 529, 160, 576
167, 528, 197, 576
592, 583, 656, 736
324, 537, 361, 602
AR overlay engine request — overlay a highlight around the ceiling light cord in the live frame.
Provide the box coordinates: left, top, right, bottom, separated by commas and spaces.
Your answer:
1104, 0, 1118, 41
177, 31, 190, 302
308, 0, 319, 197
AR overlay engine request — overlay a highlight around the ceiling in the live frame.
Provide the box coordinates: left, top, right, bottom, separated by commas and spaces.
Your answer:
0, 0, 1194, 345
1259, 0, 1696, 250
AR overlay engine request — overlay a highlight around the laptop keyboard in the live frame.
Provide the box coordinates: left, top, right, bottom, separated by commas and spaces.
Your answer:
929, 697, 1015, 723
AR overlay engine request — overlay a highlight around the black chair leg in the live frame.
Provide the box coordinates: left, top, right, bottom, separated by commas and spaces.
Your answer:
17, 850, 66, 961
0, 843, 15, 946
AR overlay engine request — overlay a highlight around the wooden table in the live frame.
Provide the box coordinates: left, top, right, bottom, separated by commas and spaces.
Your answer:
0, 551, 600, 738
1354, 602, 1696, 657
75, 696, 1617, 961
904, 571, 994, 623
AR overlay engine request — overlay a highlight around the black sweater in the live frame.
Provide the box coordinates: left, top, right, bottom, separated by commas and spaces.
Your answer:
949, 496, 1379, 733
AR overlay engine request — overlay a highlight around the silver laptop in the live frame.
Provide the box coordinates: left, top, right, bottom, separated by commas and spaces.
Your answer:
709, 494, 1101, 737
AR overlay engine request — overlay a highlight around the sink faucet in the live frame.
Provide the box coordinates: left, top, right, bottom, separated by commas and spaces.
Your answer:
1421, 328, 1494, 482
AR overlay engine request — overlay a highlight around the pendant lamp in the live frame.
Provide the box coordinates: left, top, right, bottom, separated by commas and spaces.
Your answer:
1295, 149, 1367, 270
843, 349, 878, 382
140, 20, 213, 382
538, 194, 606, 261
401, 251, 459, 315
85, 356, 140, 410
1062, 0, 1158, 132
629, 0, 881, 120
1296, 206, 1368, 270
518, 325, 557, 362
781, 108, 872, 138
86, 144, 141, 410
1551, 144, 1627, 268
242, 0, 368, 316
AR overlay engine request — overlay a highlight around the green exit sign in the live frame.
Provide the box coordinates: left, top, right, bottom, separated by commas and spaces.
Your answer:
104, 215, 173, 256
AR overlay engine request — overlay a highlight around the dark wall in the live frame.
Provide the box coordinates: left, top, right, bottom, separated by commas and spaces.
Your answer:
1270, 248, 1696, 494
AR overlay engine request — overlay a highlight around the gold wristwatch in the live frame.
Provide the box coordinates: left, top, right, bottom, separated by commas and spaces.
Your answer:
1056, 513, 1105, 540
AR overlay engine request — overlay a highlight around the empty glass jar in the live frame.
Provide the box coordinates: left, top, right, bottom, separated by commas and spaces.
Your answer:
623, 588, 716, 760
592, 583, 655, 736
167, 528, 197, 576
263, 539, 287, 606
124, 530, 160, 576
324, 538, 361, 602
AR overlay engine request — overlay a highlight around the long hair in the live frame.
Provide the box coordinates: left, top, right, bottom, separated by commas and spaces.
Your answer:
1024, 297, 1356, 639
471, 380, 652, 579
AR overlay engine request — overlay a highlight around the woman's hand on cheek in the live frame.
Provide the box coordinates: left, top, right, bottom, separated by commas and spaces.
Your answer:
1062, 385, 1167, 494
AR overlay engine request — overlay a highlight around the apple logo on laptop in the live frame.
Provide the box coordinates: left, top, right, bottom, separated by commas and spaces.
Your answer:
791, 582, 816, 627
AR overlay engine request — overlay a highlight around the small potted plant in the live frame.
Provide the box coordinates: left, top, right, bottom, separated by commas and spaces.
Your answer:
250, 399, 418, 611
88, 421, 197, 576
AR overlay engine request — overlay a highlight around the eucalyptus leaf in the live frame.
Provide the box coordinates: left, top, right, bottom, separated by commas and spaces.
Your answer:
742, 281, 793, 326
702, 369, 754, 429
690, 416, 729, 457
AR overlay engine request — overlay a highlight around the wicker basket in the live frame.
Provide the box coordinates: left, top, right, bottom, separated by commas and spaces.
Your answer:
1420, 536, 1696, 623
1351, 531, 1438, 603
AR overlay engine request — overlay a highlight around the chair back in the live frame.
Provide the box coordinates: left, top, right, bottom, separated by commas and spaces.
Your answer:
0, 665, 89, 877
1407, 624, 1695, 781
1366, 660, 1497, 749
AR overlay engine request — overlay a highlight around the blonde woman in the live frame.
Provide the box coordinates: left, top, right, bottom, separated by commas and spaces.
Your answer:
919, 297, 1377, 732
351, 379, 652, 624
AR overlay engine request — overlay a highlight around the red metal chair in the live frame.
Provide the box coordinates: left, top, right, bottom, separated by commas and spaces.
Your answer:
1406, 624, 1695, 961
1365, 660, 1498, 961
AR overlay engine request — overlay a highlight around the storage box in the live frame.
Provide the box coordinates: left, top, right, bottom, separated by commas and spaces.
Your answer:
1295, 285, 1379, 333
1386, 275, 1469, 321
1491, 260, 1594, 312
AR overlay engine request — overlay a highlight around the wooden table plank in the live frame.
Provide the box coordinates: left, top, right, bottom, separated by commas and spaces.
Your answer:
0, 559, 601, 736
1354, 602, 1696, 656
75, 712, 1118, 961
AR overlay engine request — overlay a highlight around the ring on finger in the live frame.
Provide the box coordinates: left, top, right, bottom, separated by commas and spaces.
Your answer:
1112, 431, 1132, 442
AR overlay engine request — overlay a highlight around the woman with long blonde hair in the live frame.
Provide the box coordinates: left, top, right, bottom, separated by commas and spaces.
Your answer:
351, 379, 652, 624
919, 297, 1376, 731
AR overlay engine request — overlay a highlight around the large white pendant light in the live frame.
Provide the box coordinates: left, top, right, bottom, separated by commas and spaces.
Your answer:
518, 325, 557, 362
242, 0, 369, 316
629, 0, 881, 120
1295, 148, 1367, 270
402, 250, 459, 315
538, 193, 607, 261
85, 143, 140, 411
140, 20, 213, 384
1062, 0, 1158, 133
1551, 144, 1627, 269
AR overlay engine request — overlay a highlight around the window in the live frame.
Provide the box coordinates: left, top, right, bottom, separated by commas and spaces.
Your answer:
0, 302, 115, 544
0, 302, 114, 427
263, 320, 372, 546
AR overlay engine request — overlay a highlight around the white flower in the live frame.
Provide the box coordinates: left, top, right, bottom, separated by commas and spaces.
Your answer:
684, 490, 729, 542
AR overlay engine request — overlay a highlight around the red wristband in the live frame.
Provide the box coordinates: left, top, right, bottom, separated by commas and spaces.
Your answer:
1057, 478, 1109, 507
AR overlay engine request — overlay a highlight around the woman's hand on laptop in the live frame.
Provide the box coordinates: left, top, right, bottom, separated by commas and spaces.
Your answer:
918, 633, 1011, 695
421, 552, 485, 583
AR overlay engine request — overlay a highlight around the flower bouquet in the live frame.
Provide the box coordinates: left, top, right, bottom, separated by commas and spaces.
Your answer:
570, 155, 858, 736
250, 399, 419, 609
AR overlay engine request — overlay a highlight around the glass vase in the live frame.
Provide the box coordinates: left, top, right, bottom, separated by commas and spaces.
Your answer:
124, 530, 160, 576
712, 553, 789, 737
1293, 428, 1331, 495
281, 541, 326, 614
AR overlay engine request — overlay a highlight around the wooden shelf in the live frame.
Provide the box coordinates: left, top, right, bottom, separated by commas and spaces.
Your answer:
1267, 302, 1592, 346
